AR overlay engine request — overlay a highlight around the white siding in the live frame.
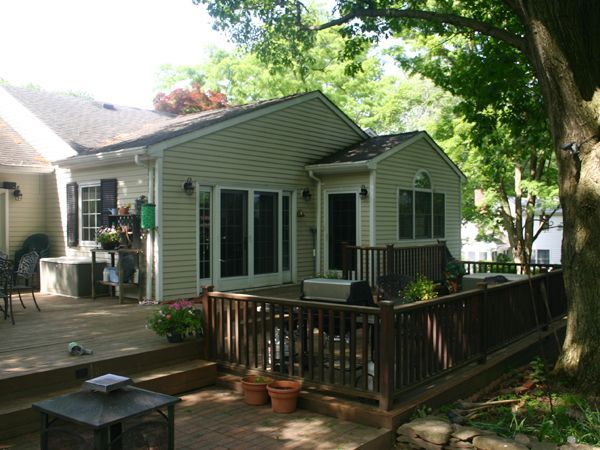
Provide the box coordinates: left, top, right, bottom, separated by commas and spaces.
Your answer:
375, 139, 462, 257
160, 98, 364, 299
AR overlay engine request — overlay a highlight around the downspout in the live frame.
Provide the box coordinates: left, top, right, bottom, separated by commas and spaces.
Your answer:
134, 154, 154, 301
308, 170, 322, 275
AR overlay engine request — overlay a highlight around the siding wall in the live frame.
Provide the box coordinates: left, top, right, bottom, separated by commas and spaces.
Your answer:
160, 98, 364, 299
375, 139, 462, 257
0, 172, 48, 257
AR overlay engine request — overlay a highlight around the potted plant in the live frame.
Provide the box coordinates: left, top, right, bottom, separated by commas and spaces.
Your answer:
96, 226, 121, 250
240, 375, 274, 405
146, 300, 203, 343
444, 260, 466, 293
118, 203, 131, 215
267, 379, 302, 413
401, 275, 438, 302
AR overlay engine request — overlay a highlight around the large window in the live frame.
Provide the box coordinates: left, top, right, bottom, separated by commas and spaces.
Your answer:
398, 171, 445, 240
80, 184, 101, 243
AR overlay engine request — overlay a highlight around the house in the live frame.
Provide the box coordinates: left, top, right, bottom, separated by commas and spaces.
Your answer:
0, 86, 465, 301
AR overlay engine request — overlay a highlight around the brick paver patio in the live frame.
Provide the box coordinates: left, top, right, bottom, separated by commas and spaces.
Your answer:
6, 386, 388, 449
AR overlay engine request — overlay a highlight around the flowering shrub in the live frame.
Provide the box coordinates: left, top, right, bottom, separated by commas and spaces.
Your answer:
146, 300, 203, 337
96, 227, 120, 245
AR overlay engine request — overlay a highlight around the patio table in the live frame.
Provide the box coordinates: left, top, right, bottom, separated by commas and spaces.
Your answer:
32, 385, 180, 450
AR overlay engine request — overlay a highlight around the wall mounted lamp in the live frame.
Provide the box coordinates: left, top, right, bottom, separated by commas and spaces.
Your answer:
302, 188, 312, 201
13, 187, 22, 201
359, 185, 368, 199
182, 177, 195, 196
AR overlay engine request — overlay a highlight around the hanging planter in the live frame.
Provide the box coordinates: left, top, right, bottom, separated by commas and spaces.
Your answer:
267, 380, 301, 413
240, 375, 274, 405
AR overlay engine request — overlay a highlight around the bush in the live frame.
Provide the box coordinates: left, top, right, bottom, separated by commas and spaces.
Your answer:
402, 275, 438, 302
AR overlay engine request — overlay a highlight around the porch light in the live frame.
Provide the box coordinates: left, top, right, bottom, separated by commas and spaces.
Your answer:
302, 188, 311, 201
182, 177, 195, 196
13, 187, 22, 201
359, 185, 368, 199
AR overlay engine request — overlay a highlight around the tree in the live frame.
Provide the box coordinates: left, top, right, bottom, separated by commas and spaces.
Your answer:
392, 32, 558, 268
194, 0, 600, 390
153, 83, 228, 114
156, 31, 457, 134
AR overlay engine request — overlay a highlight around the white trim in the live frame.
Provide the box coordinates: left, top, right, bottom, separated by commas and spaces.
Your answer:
54, 147, 147, 168
0, 86, 77, 162
323, 189, 361, 273
147, 91, 367, 156
78, 182, 101, 247
155, 157, 164, 301
305, 160, 369, 174
0, 164, 54, 174
369, 169, 376, 246
196, 185, 213, 294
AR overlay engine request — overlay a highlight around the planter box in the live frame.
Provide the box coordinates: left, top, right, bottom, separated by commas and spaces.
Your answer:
40, 257, 107, 297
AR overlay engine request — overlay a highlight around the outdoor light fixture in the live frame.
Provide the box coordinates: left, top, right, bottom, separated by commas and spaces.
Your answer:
182, 177, 195, 196
359, 185, 368, 199
302, 188, 311, 201
13, 186, 22, 201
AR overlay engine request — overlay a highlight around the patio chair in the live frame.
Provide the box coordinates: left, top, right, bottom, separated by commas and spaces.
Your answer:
0, 259, 15, 324
14, 233, 49, 285
13, 250, 41, 312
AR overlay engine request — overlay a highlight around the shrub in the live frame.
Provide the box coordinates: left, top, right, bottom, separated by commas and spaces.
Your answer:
402, 275, 438, 302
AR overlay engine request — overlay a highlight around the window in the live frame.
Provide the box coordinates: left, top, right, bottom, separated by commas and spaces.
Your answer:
534, 249, 550, 264
198, 190, 211, 279
80, 184, 101, 243
398, 171, 445, 240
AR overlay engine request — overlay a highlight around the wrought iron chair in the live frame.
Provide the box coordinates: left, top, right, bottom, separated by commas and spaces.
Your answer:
13, 250, 41, 312
376, 274, 415, 304
0, 258, 15, 324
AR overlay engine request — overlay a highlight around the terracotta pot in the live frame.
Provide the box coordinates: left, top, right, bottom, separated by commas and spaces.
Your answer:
241, 375, 273, 405
118, 207, 130, 215
267, 380, 301, 413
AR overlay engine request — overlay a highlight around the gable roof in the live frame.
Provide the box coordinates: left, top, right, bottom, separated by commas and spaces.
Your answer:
307, 131, 466, 182
3, 85, 173, 154
0, 117, 51, 171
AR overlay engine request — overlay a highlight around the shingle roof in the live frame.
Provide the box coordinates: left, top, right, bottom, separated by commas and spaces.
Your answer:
0, 117, 50, 169
314, 132, 421, 164
4, 85, 174, 154
4, 86, 315, 155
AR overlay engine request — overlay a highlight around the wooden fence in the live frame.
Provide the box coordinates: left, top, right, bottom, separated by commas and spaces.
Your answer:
201, 270, 566, 410
341, 243, 448, 287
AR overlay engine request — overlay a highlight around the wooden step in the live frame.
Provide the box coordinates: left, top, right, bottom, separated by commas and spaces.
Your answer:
0, 359, 217, 440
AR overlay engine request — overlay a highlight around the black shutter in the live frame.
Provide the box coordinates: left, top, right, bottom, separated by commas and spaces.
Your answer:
100, 178, 118, 227
66, 182, 78, 247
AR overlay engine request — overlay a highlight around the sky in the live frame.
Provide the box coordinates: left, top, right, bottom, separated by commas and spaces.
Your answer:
0, 0, 231, 109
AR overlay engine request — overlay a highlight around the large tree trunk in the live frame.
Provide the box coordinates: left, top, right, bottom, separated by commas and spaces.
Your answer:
517, 1, 600, 388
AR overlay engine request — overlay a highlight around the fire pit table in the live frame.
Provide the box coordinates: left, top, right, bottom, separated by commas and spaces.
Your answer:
32, 374, 180, 450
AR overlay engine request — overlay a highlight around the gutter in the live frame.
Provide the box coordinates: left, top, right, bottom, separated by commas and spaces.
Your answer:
134, 153, 156, 302
308, 170, 322, 275
54, 147, 147, 168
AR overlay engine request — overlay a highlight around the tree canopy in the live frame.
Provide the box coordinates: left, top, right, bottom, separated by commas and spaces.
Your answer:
153, 83, 228, 114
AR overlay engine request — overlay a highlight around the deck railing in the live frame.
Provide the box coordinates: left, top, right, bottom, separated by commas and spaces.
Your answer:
460, 260, 561, 275
201, 270, 566, 410
341, 243, 448, 287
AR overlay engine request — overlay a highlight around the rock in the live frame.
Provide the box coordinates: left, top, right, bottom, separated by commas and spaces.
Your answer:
559, 445, 600, 450
473, 435, 529, 450
451, 425, 496, 441
529, 442, 558, 450
408, 435, 446, 450
445, 440, 475, 449
514, 434, 538, 446
398, 423, 419, 439
403, 417, 453, 445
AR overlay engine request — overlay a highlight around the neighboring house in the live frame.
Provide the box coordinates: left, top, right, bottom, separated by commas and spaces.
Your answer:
0, 86, 465, 301
461, 207, 563, 265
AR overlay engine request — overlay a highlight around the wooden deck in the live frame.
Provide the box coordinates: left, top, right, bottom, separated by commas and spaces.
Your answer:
0, 293, 166, 378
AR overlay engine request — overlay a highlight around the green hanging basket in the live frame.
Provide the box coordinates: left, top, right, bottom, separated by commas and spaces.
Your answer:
141, 203, 156, 229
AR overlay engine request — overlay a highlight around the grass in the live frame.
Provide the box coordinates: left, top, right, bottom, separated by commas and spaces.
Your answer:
441, 358, 600, 445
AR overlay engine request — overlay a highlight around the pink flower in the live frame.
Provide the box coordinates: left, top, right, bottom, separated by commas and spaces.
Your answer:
165, 314, 171, 320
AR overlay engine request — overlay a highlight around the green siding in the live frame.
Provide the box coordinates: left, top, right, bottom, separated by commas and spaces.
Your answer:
160, 98, 363, 299
375, 138, 462, 256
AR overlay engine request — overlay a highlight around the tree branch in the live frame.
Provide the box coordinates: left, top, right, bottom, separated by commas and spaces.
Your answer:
308, 7, 527, 53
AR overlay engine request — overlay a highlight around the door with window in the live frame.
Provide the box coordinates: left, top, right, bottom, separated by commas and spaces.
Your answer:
217, 188, 289, 290
198, 189, 212, 286
327, 193, 357, 271
0, 190, 8, 254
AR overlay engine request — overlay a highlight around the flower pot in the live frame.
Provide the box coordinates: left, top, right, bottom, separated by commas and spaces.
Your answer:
118, 207, 130, 215
267, 380, 301, 413
241, 375, 274, 405
101, 241, 119, 250
166, 333, 184, 343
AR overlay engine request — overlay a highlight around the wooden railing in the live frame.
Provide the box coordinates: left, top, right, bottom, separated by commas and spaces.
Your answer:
341, 243, 448, 287
201, 270, 566, 410
460, 260, 561, 275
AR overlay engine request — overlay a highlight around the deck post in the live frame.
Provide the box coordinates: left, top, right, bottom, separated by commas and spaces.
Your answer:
201, 286, 214, 359
378, 300, 394, 411
385, 244, 394, 276
477, 282, 488, 364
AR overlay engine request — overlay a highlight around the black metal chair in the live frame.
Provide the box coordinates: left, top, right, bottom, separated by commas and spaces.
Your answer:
376, 274, 415, 304
0, 258, 15, 324
13, 250, 41, 312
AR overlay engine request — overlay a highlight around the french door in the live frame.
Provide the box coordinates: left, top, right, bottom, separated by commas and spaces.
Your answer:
216, 188, 292, 290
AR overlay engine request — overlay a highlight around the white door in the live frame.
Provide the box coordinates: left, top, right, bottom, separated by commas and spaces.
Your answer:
0, 189, 8, 254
